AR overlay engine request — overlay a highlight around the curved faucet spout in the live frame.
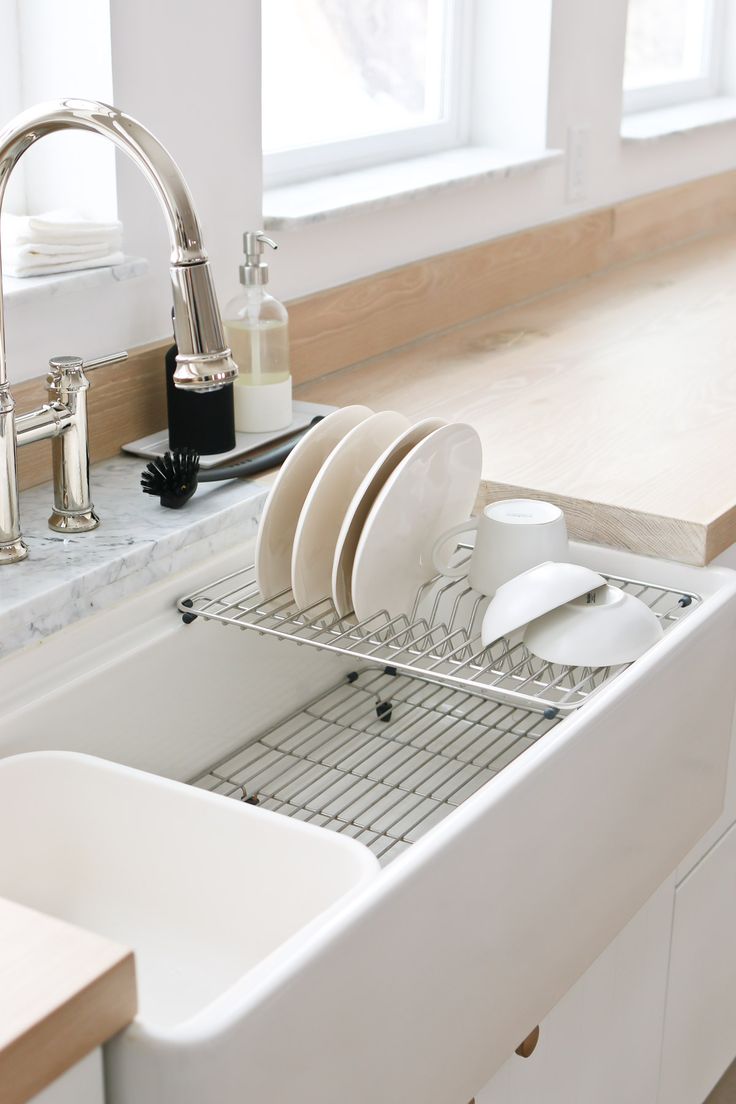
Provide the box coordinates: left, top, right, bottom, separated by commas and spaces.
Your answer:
0, 99, 237, 390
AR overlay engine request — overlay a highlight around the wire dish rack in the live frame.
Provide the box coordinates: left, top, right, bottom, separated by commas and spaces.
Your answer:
179, 553, 699, 716
191, 668, 563, 865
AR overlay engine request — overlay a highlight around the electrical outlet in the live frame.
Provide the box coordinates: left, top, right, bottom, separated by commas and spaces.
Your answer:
566, 126, 589, 203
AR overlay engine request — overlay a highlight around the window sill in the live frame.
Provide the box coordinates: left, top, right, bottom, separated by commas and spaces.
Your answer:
2, 256, 148, 306
263, 147, 562, 230
621, 96, 736, 142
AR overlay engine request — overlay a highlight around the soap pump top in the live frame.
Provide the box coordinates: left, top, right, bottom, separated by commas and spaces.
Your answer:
240, 231, 278, 285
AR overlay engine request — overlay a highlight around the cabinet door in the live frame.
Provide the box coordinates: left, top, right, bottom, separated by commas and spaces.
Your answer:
660, 821, 736, 1104
682, 542, 736, 878
677, 704, 736, 882
476, 878, 674, 1104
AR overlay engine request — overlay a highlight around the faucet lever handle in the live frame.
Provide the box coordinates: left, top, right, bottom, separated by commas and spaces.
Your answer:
48, 351, 128, 376
82, 351, 128, 372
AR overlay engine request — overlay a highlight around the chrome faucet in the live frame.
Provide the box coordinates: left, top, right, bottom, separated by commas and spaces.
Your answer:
0, 99, 238, 564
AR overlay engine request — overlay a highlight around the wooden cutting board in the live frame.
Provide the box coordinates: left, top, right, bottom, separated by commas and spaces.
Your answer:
0, 897, 137, 1104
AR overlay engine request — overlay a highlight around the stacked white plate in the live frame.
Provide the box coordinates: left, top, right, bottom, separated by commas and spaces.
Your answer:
255, 405, 483, 620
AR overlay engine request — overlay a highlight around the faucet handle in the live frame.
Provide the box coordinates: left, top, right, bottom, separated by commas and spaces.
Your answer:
48, 351, 128, 376
83, 351, 128, 372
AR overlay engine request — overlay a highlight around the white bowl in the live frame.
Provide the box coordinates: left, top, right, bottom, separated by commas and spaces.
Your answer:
523, 584, 665, 667
480, 561, 606, 646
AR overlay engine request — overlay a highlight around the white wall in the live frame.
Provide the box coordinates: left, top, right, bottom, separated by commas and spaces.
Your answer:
109, 0, 262, 333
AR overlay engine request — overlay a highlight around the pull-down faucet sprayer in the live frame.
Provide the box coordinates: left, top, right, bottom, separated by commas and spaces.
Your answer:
0, 99, 238, 564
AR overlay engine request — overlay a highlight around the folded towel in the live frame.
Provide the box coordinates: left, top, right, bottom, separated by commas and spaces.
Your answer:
9, 241, 118, 261
1, 208, 124, 277
5, 248, 125, 278
2, 209, 123, 247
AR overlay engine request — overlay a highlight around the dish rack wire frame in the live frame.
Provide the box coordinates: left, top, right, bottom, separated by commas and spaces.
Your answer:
178, 548, 700, 717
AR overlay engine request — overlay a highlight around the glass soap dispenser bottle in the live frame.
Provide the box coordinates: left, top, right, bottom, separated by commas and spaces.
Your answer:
223, 231, 293, 433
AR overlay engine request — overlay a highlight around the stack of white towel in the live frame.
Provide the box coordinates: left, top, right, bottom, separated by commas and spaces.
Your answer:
1, 209, 124, 278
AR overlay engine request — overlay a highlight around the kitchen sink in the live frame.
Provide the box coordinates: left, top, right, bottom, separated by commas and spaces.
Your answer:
1, 540, 735, 1104
0, 751, 378, 1030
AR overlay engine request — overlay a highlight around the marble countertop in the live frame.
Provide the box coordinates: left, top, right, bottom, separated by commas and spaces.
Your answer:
0, 455, 270, 660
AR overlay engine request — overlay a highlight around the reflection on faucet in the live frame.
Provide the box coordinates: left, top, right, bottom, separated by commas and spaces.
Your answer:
0, 99, 238, 564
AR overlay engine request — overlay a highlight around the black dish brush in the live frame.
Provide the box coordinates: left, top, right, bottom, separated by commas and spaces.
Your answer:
141, 417, 323, 509
141, 447, 200, 508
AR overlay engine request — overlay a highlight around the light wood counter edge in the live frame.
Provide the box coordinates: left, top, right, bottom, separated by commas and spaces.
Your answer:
477, 482, 709, 567
0, 897, 137, 1104
706, 502, 736, 565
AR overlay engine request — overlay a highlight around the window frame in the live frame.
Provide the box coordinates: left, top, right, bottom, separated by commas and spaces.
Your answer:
263, 0, 474, 189
623, 0, 726, 114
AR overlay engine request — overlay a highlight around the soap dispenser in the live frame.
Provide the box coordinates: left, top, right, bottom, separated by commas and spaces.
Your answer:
223, 232, 293, 433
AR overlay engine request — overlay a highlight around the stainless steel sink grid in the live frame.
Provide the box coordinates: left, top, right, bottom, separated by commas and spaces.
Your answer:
190, 668, 562, 865
178, 553, 700, 715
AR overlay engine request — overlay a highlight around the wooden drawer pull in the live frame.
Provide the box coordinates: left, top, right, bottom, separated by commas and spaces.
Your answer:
515, 1025, 540, 1058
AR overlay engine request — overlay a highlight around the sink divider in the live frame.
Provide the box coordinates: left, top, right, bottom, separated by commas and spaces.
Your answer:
189, 667, 563, 865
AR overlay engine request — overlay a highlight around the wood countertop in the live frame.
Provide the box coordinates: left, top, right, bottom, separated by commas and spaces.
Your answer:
0, 898, 137, 1104
297, 228, 736, 565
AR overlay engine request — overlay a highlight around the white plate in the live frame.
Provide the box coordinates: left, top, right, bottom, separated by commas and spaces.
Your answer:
255, 405, 372, 598
351, 422, 482, 622
331, 418, 446, 617
291, 410, 410, 611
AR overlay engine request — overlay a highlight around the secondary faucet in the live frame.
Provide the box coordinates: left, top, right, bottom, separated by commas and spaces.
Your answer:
0, 98, 238, 564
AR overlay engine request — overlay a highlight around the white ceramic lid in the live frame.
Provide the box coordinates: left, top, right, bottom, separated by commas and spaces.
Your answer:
481, 561, 607, 646
523, 584, 664, 667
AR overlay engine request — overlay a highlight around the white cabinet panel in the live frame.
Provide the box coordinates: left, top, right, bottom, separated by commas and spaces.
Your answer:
681, 545, 736, 878
476, 878, 674, 1104
660, 821, 736, 1104
676, 715, 736, 883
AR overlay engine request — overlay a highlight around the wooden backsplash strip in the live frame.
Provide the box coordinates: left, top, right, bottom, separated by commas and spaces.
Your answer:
13, 168, 736, 491
289, 168, 736, 386
288, 210, 613, 385
16, 339, 168, 492
608, 169, 736, 265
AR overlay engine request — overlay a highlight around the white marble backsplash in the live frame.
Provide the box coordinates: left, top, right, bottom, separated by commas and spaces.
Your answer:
0, 455, 270, 660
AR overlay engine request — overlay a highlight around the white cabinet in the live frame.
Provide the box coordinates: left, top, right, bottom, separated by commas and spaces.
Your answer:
660, 821, 736, 1104
476, 878, 674, 1104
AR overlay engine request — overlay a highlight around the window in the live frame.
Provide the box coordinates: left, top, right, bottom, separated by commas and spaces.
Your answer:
623, 0, 725, 113
262, 0, 471, 186
0, 0, 115, 219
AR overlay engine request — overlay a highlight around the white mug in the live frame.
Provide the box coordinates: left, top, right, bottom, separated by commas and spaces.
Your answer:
432, 499, 569, 596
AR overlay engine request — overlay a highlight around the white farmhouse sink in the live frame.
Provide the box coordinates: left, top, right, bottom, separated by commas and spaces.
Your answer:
0, 752, 378, 1029
1, 541, 736, 1104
